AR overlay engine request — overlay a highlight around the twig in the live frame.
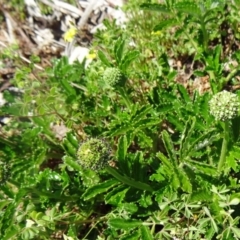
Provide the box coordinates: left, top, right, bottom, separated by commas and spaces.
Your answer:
77, 0, 97, 30
39, 0, 83, 18
4, 11, 15, 43
19, 55, 44, 70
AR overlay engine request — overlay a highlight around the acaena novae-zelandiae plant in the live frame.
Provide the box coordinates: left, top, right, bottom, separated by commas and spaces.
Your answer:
76, 138, 153, 192
209, 90, 240, 171
99, 67, 123, 90
77, 138, 111, 171
102, 67, 122, 87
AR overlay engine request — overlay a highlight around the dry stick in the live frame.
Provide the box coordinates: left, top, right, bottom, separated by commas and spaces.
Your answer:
74, 0, 82, 11
4, 12, 15, 43
39, 0, 82, 17
77, 0, 97, 29
0, 6, 15, 43
19, 55, 44, 70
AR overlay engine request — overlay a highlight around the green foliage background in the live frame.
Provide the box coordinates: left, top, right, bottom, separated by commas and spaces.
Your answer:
1, 0, 240, 239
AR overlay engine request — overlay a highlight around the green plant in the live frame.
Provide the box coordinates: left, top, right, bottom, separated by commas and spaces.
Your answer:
209, 90, 240, 172
140, 0, 226, 52
1, 0, 240, 239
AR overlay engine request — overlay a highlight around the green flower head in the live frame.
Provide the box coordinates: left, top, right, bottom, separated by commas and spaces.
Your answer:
209, 90, 240, 121
76, 138, 111, 171
102, 67, 122, 87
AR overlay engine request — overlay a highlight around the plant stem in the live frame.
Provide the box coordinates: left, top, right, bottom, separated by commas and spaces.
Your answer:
200, 16, 208, 52
218, 121, 229, 172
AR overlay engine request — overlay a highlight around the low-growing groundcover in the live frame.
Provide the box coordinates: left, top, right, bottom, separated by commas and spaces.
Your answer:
1, 0, 240, 239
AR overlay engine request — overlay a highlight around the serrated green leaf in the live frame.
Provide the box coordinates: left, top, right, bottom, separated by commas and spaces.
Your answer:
108, 218, 142, 230
34, 148, 47, 166
121, 50, 139, 71
98, 50, 112, 67
60, 79, 76, 96
157, 104, 172, 112
153, 18, 177, 31
227, 146, 240, 171
117, 135, 128, 162
172, 172, 181, 190
140, 225, 154, 240
185, 159, 217, 175
82, 178, 119, 200
226, 153, 238, 172
156, 152, 173, 170
131, 151, 145, 181
177, 84, 191, 103
66, 132, 79, 149
180, 117, 196, 159
136, 130, 153, 148
62, 138, 77, 157
114, 37, 125, 63
105, 185, 129, 205
80, 169, 101, 188
121, 203, 138, 214
140, 3, 171, 13
63, 155, 82, 171
168, 115, 184, 131
106, 166, 153, 192
179, 170, 192, 193
131, 105, 152, 123
174, 1, 202, 16
191, 130, 219, 152
136, 118, 161, 128
109, 124, 132, 137
162, 130, 177, 164
11, 161, 33, 178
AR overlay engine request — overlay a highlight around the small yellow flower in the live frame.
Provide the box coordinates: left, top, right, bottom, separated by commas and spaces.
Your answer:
63, 26, 77, 42
86, 52, 97, 60
151, 30, 162, 36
